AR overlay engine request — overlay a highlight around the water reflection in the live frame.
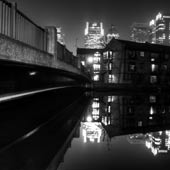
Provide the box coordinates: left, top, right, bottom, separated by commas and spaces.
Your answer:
57, 92, 170, 170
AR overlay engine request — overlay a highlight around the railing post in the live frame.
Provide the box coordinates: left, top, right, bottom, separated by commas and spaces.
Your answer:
11, 2, 17, 39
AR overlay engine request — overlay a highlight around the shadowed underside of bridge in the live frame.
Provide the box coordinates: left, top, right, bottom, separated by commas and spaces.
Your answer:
0, 34, 91, 95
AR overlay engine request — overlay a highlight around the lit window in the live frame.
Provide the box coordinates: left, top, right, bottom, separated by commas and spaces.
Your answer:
151, 64, 158, 72
93, 56, 100, 63
93, 64, 100, 71
108, 74, 117, 83
140, 51, 145, 57
150, 96, 156, 103
81, 61, 85, 66
92, 102, 100, 108
109, 63, 112, 70
93, 74, 99, 81
150, 76, 157, 83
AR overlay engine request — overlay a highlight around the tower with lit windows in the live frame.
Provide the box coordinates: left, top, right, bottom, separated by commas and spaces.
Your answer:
84, 22, 105, 49
106, 25, 120, 43
130, 23, 150, 43
149, 12, 170, 45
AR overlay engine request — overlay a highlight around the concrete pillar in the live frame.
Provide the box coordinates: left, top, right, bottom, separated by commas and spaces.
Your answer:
45, 26, 57, 59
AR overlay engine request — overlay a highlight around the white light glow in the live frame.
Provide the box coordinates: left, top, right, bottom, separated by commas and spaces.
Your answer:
87, 57, 93, 63
86, 116, 92, 122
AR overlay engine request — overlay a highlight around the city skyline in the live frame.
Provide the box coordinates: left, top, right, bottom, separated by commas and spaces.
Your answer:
8, 0, 170, 54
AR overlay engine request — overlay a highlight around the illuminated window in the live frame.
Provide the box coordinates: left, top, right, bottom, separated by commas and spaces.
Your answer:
151, 64, 158, 72
150, 76, 157, 83
93, 74, 99, 81
150, 96, 156, 103
92, 102, 100, 108
108, 74, 117, 83
93, 56, 100, 63
108, 96, 115, 102
109, 63, 112, 70
93, 64, 100, 71
140, 51, 145, 57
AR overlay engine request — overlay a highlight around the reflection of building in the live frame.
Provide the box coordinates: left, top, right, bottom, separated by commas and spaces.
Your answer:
149, 12, 170, 45
82, 122, 102, 143
106, 25, 120, 43
130, 23, 150, 43
84, 22, 105, 49
146, 131, 170, 156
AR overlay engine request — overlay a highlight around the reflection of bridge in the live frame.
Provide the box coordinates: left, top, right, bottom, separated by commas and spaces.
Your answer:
0, 0, 90, 96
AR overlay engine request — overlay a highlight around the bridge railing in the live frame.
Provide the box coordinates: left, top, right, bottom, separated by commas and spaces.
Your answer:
0, 0, 47, 51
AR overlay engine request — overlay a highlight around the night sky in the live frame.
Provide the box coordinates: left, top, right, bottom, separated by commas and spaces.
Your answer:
8, 0, 170, 54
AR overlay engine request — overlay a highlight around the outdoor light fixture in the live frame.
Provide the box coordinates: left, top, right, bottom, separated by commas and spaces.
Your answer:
87, 56, 93, 63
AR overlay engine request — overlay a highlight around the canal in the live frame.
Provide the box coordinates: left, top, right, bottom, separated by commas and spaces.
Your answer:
0, 89, 170, 170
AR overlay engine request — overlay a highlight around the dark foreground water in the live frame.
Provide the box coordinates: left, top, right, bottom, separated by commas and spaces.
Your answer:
0, 90, 170, 170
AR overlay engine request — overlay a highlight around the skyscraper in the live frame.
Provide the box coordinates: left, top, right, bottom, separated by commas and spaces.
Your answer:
130, 23, 150, 43
84, 22, 105, 49
149, 12, 170, 45
106, 25, 120, 43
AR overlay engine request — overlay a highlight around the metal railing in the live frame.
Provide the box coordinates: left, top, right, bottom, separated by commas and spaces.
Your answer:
0, 0, 47, 51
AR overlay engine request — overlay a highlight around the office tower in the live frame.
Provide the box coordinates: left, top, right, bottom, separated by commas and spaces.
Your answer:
131, 23, 150, 43
84, 22, 105, 49
106, 25, 120, 43
149, 12, 170, 45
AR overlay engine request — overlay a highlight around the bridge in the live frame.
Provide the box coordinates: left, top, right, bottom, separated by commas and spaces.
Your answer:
0, 0, 91, 99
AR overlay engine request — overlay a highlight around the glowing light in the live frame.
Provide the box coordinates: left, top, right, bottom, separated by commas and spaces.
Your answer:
29, 71, 36, 76
150, 107, 154, 115
81, 61, 85, 66
149, 19, 155, 26
85, 22, 89, 35
156, 12, 162, 21
82, 122, 102, 143
86, 116, 92, 122
87, 56, 93, 63
93, 74, 99, 81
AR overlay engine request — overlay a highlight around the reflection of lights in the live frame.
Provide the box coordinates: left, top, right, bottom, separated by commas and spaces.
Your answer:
92, 102, 100, 108
145, 141, 151, 149
92, 115, 99, 120
92, 109, 99, 115
152, 147, 158, 156
82, 122, 102, 143
86, 116, 92, 122
150, 107, 154, 115
149, 116, 153, 120
29, 71, 36, 76
81, 61, 85, 66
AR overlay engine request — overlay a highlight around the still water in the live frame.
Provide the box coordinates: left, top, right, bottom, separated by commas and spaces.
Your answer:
56, 92, 170, 170
0, 91, 170, 170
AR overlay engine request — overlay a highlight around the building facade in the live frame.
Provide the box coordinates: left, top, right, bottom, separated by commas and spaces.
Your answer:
77, 48, 103, 82
84, 22, 105, 49
130, 23, 151, 43
102, 38, 170, 86
149, 12, 170, 45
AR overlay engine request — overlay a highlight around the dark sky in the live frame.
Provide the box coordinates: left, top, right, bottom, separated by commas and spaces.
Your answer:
9, 0, 170, 54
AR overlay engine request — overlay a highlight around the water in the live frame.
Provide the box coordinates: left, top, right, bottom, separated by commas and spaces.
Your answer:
0, 91, 170, 170
56, 92, 170, 170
